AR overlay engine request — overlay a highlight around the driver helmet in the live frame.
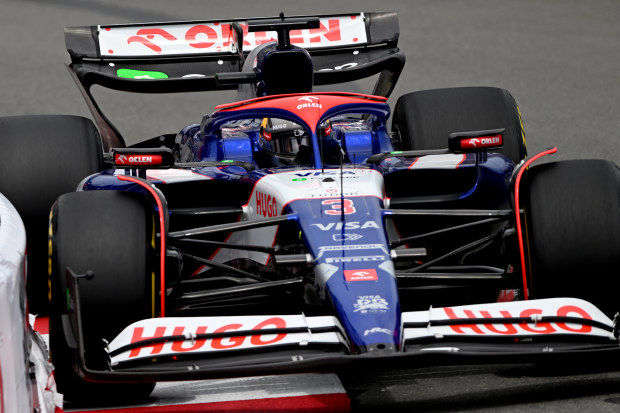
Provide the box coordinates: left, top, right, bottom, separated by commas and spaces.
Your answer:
260, 118, 311, 164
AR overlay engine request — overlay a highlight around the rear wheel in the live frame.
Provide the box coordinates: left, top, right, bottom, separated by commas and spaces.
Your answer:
523, 159, 620, 316
0, 115, 103, 313
392, 87, 527, 163
49, 190, 156, 403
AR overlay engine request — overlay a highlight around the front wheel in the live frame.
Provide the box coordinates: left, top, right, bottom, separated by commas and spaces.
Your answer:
392, 87, 527, 164
522, 159, 620, 316
49, 190, 156, 403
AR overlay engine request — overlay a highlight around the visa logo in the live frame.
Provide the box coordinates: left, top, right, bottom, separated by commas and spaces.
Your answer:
311, 221, 379, 231
294, 171, 357, 177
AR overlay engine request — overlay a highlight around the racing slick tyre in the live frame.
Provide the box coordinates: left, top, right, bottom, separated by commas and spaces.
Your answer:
0, 115, 103, 314
49, 190, 156, 404
523, 159, 620, 316
392, 87, 527, 164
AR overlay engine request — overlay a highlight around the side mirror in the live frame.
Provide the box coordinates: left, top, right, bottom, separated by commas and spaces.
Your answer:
112, 147, 174, 169
448, 128, 505, 153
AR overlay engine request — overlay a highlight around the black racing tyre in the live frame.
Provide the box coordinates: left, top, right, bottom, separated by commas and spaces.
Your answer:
523, 159, 620, 316
49, 190, 156, 403
0, 115, 103, 313
392, 87, 527, 164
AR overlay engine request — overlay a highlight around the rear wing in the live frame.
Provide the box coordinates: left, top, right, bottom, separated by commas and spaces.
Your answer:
65, 12, 404, 150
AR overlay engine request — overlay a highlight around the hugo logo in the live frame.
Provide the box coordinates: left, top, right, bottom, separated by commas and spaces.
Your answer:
444, 305, 594, 335
256, 191, 278, 217
128, 317, 287, 357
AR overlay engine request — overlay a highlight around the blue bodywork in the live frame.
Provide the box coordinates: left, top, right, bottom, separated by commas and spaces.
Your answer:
82, 95, 515, 353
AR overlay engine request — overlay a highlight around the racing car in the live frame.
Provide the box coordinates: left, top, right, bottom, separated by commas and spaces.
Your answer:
1, 12, 619, 404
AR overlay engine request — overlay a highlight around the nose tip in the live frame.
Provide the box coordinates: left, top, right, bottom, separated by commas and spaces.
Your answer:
361, 342, 398, 354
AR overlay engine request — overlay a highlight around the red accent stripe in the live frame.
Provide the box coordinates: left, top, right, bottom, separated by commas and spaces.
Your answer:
407, 157, 419, 169
118, 175, 167, 316
513, 148, 557, 300
215, 91, 387, 111
68, 393, 350, 413
455, 153, 466, 169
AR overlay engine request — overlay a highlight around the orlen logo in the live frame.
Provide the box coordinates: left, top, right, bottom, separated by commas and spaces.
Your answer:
444, 305, 593, 335
128, 317, 287, 357
127, 28, 177, 54
256, 191, 278, 217
103, 17, 359, 56
115, 154, 163, 165
460, 134, 503, 150
297, 96, 322, 110
344, 269, 378, 282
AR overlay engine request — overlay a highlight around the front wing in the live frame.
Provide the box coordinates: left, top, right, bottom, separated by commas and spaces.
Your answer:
62, 297, 620, 382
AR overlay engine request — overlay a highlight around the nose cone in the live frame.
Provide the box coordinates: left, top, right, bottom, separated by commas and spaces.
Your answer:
324, 261, 401, 353
296, 194, 401, 353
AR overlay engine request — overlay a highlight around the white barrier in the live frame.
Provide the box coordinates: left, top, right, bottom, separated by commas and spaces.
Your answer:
0, 193, 61, 413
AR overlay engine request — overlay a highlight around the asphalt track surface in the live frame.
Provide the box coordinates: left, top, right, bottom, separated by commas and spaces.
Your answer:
3, 0, 620, 412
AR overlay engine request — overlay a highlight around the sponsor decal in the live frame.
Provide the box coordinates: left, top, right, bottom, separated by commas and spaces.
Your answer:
332, 255, 381, 264
497, 289, 519, 302
312, 221, 379, 231
127, 317, 287, 358
326, 255, 386, 264
332, 233, 363, 241
256, 191, 278, 217
364, 327, 393, 336
294, 171, 358, 177
116, 68, 168, 79
115, 154, 163, 165
291, 177, 307, 182
100, 15, 367, 57
460, 134, 503, 150
297, 96, 322, 110
127, 28, 177, 54
444, 305, 594, 335
322, 199, 356, 215
316, 244, 388, 259
354, 295, 389, 313
344, 268, 379, 281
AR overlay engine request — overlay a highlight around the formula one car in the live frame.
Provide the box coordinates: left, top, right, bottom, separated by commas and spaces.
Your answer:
1, 12, 619, 404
